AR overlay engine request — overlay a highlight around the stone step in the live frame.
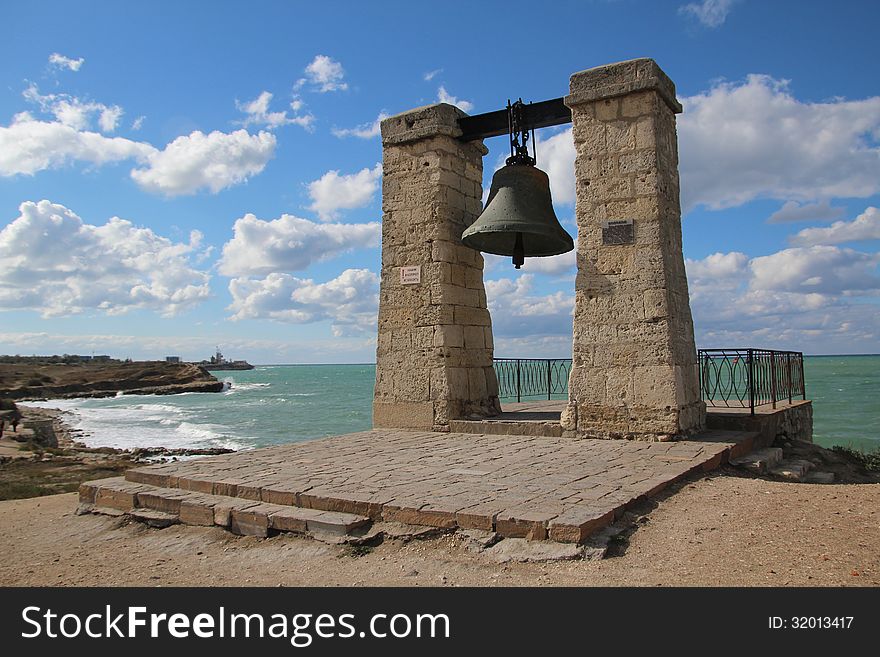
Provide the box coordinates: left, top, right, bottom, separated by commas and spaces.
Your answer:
129, 508, 179, 528
79, 477, 371, 538
729, 447, 783, 474
449, 419, 563, 437
689, 430, 760, 461
770, 459, 814, 481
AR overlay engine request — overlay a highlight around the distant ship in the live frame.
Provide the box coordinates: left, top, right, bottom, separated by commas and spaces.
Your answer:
198, 348, 254, 371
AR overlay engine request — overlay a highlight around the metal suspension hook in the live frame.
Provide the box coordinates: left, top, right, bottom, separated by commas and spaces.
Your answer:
507, 99, 535, 166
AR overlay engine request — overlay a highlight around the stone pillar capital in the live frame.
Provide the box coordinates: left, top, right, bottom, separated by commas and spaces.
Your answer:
566, 58, 682, 114
381, 103, 481, 147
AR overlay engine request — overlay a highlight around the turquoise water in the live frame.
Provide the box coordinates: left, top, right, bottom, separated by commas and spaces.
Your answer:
804, 355, 880, 452
27, 356, 879, 453
29, 365, 376, 451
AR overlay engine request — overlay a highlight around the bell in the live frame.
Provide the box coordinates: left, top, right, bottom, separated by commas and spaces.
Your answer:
462, 164, 574, 268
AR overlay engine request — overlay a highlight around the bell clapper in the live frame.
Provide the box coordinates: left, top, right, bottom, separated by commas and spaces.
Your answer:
513, 232, 524, 269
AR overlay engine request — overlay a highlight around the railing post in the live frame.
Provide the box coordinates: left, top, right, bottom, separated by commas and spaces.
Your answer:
547, 360, 552, 400
516, 359, 521, 404
747, 348, 755, 416
770, 351, 777, 410
787, 353, 792, 404
800, 354, 806, 400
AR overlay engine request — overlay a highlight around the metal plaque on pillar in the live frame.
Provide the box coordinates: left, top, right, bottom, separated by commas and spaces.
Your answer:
601, 219, 635, 246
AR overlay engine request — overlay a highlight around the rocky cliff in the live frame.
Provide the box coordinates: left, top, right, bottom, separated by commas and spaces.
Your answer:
0, 361, 225, 400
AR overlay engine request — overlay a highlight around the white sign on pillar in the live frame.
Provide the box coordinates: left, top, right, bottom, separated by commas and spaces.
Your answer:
399, 266, 421, 285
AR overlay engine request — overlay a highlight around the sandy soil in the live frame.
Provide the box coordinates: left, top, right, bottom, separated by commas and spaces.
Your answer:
1, 469, 876, 587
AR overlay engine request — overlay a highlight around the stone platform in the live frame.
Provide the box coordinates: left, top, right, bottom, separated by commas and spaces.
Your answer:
451, 399, 813, 443
80, 427, 758, 544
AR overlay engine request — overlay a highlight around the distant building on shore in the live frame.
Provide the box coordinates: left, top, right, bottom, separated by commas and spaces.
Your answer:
166, 356, 181, 363
0, 354, 117, 364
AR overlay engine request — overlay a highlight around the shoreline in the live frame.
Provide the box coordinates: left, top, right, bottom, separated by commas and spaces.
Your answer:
0, 404, 235, 502
17, 403, 236, 458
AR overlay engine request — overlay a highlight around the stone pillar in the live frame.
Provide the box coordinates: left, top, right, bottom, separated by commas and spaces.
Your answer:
373, 103, 501, 432
562, 59, 705, 440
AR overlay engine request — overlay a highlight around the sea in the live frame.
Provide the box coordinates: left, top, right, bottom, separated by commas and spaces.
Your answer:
26, 356, 880, 454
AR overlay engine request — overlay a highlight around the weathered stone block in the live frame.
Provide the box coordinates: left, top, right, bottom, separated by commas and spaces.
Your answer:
595, 97, 619, 121
373, 401, 435, 430
618, 149, 656, 174
495, 509, 550, 541
179, 499, 215, 526
230, 504, 274, 537
95, 487, 138, 512
463, 325, 485, 350
453, 306, 491, 326
548, 508, 615, 543
268, 509, 309, 534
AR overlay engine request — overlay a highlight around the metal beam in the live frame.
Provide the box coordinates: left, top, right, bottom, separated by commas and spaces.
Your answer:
457, 97, 572, 142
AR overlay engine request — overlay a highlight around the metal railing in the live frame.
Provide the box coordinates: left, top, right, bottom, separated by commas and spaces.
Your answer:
493, 358, 571, 402
698, 348, 805, 415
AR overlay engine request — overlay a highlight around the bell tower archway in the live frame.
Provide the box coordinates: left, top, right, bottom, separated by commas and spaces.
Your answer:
373, 59, 705, 440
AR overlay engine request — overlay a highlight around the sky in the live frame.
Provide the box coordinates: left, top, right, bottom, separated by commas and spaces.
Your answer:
1, 0, 879, 363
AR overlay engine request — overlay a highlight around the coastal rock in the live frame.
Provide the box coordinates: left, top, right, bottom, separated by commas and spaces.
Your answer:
0, 361, 224, 401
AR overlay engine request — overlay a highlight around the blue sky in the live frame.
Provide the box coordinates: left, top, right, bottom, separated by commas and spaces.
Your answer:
1, 0, 879, 363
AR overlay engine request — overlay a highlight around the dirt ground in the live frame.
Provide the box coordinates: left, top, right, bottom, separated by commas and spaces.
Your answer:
1, 469, 877, 587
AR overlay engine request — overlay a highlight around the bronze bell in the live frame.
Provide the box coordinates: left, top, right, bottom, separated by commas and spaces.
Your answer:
461, 98, 574, 269
462, 164, 574, 268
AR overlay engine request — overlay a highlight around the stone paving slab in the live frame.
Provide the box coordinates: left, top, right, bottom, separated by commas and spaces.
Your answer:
112, 428, 751, 543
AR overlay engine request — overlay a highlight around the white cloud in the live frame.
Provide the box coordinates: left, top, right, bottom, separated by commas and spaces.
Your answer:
299, 55, 348, 93
23, 83, 123, 133
307, 163, 381, 221
679, 0, 737, 28
484, 274, 575, 338
218, 213, 380, 277
679, 75, 880, 211
749, 246, 880, 295
332, 112, 389, 139
131, 116, 146, 131
789, 207, 880, 247
485, 241, 577, 276
0, 200, 211, 317
535, 128, 576, 205
227, 269, 379, 335
0, 114, 156, 176
98, 106, 124, 132
686, 246, 880, 353
236, 90, 314, 130
48, 53, 84, 71
685, 251, 749, 280
424, 69, 442, 81
767, 200, 846, 224
0, 114, 272, 196
437, 86, 474, 113
130, 129, 276, 196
